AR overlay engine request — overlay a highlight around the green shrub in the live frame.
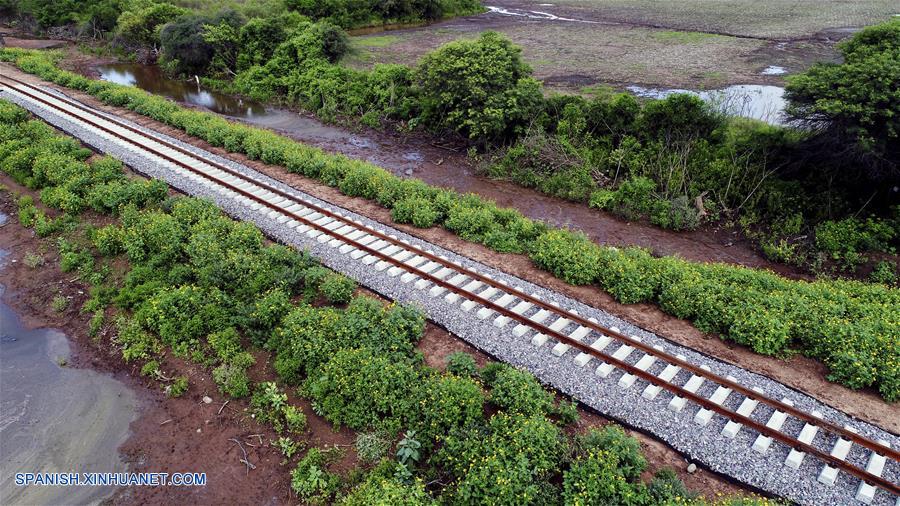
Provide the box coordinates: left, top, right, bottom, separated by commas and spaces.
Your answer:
339, 475, 433, 506
870, 260, 898, 285
416, 32, 543, 144
354, 431, 392, 464
439, 412, 564, 504
167, 375, 189, 397
648, 468, 694, 503
319, 272, 356, 304
291, 448, 340, 504
445, 351, 478, 378
529, 229, 601, 285
562, 449, 649, 505
391, 197, 437, 228
115, 316, 161, 362
575, 426, 646, 481
413, 373, 485, 445
487, 364, 554, 418
304, 347, 420, 430
91, 224, 125, 256
212, 361, 252, 398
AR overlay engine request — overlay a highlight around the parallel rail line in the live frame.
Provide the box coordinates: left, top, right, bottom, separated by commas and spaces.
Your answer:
2, 76, 897, 503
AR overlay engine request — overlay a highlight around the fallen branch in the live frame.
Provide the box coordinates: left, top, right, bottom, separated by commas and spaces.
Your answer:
159, 419, 172, 426
229, 438, 256, 475
217, 400, 229, 416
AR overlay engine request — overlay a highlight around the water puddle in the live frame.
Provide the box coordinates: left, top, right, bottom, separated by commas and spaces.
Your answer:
0, 275, 138, 504
627, 84, 787, 124
97, 63, 355, 143
96, 63, 426, 175
485, 5, 597, 23
760, 65, 787, 75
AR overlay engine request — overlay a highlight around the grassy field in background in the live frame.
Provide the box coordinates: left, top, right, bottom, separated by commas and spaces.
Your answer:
536, 0, 899, 38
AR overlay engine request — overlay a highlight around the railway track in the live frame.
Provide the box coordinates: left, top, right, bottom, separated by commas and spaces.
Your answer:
2, 76, 898, 505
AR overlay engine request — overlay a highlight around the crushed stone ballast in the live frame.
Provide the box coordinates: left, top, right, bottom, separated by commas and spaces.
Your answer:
2, 78, 897, 506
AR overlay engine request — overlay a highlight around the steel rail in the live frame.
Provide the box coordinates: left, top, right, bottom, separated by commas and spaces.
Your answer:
5, 74, 893, 456
3, 77, 897, 497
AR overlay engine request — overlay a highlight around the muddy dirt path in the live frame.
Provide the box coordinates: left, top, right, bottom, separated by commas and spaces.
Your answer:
51, 53, 804, 279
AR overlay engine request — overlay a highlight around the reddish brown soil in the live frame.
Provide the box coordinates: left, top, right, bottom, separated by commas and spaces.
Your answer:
1, 36, 67, 49
4, 63, 893, 433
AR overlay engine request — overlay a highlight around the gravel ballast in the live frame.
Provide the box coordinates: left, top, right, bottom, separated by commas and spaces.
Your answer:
4, 87, 898, 506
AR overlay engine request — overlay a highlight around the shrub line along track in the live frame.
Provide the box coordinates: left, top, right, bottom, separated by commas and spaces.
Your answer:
2, 76, 897, 504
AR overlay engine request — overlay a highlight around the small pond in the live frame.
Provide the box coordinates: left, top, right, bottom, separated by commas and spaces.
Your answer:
627, 84, 788, 125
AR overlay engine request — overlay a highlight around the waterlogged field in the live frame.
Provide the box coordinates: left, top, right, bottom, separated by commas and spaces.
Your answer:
499, 0, 900, 38
348, 21, 771, 90
346, 0, 850, 91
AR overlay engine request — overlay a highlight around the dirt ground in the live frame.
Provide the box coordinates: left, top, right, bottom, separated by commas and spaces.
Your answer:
0, 178, 751, 502
3, 64, 894, 435
345, 0, 852, 91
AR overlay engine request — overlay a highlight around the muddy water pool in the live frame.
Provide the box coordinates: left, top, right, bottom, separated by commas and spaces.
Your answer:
0, 234, 138, 505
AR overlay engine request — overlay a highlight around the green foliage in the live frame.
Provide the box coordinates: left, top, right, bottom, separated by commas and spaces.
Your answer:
91, 224, 125, 256
786, 19, 900, 181
291, 448, 340, 504
167, 375, 189, 397
116, 2, 187, 47
17, 0, 122, 33
160, 10, 243, 75
439, 412, 564, 504
115, 316, 161, 362
575, 426, 647, 481
340, 474, 434, 506
814, 217, 896, 270
416, 32, 543, 144
648, 468, 695, 503
529, 229, 601, 285
562, 449, 649, 505
140, 360, 159, 378
319, 272, 356, 304
870, 260, 898, 286
392, 197, 437, 228
212, 361, 252, 398
304, 347, 420, 430
284, 0, 481, 29
445, 351, 478, 378
487, 364, 555, 418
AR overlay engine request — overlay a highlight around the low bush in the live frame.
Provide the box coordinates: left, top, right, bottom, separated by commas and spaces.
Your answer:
291, 448, 340, 504
529, 229, 601, 285
486, 364, 555, 418
445, 351, 478, 378
319, 272, 356, 304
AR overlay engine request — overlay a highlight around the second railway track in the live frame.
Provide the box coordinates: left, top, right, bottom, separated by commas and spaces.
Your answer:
2, 76, 898, 506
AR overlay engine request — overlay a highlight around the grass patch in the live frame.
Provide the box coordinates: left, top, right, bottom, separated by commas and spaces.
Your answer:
352, 35, 401, 47
651, 30, 721, 44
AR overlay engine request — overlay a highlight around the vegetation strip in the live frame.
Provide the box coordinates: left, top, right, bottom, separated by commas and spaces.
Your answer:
2, 96, 784, 505
1, 49, 897, 403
